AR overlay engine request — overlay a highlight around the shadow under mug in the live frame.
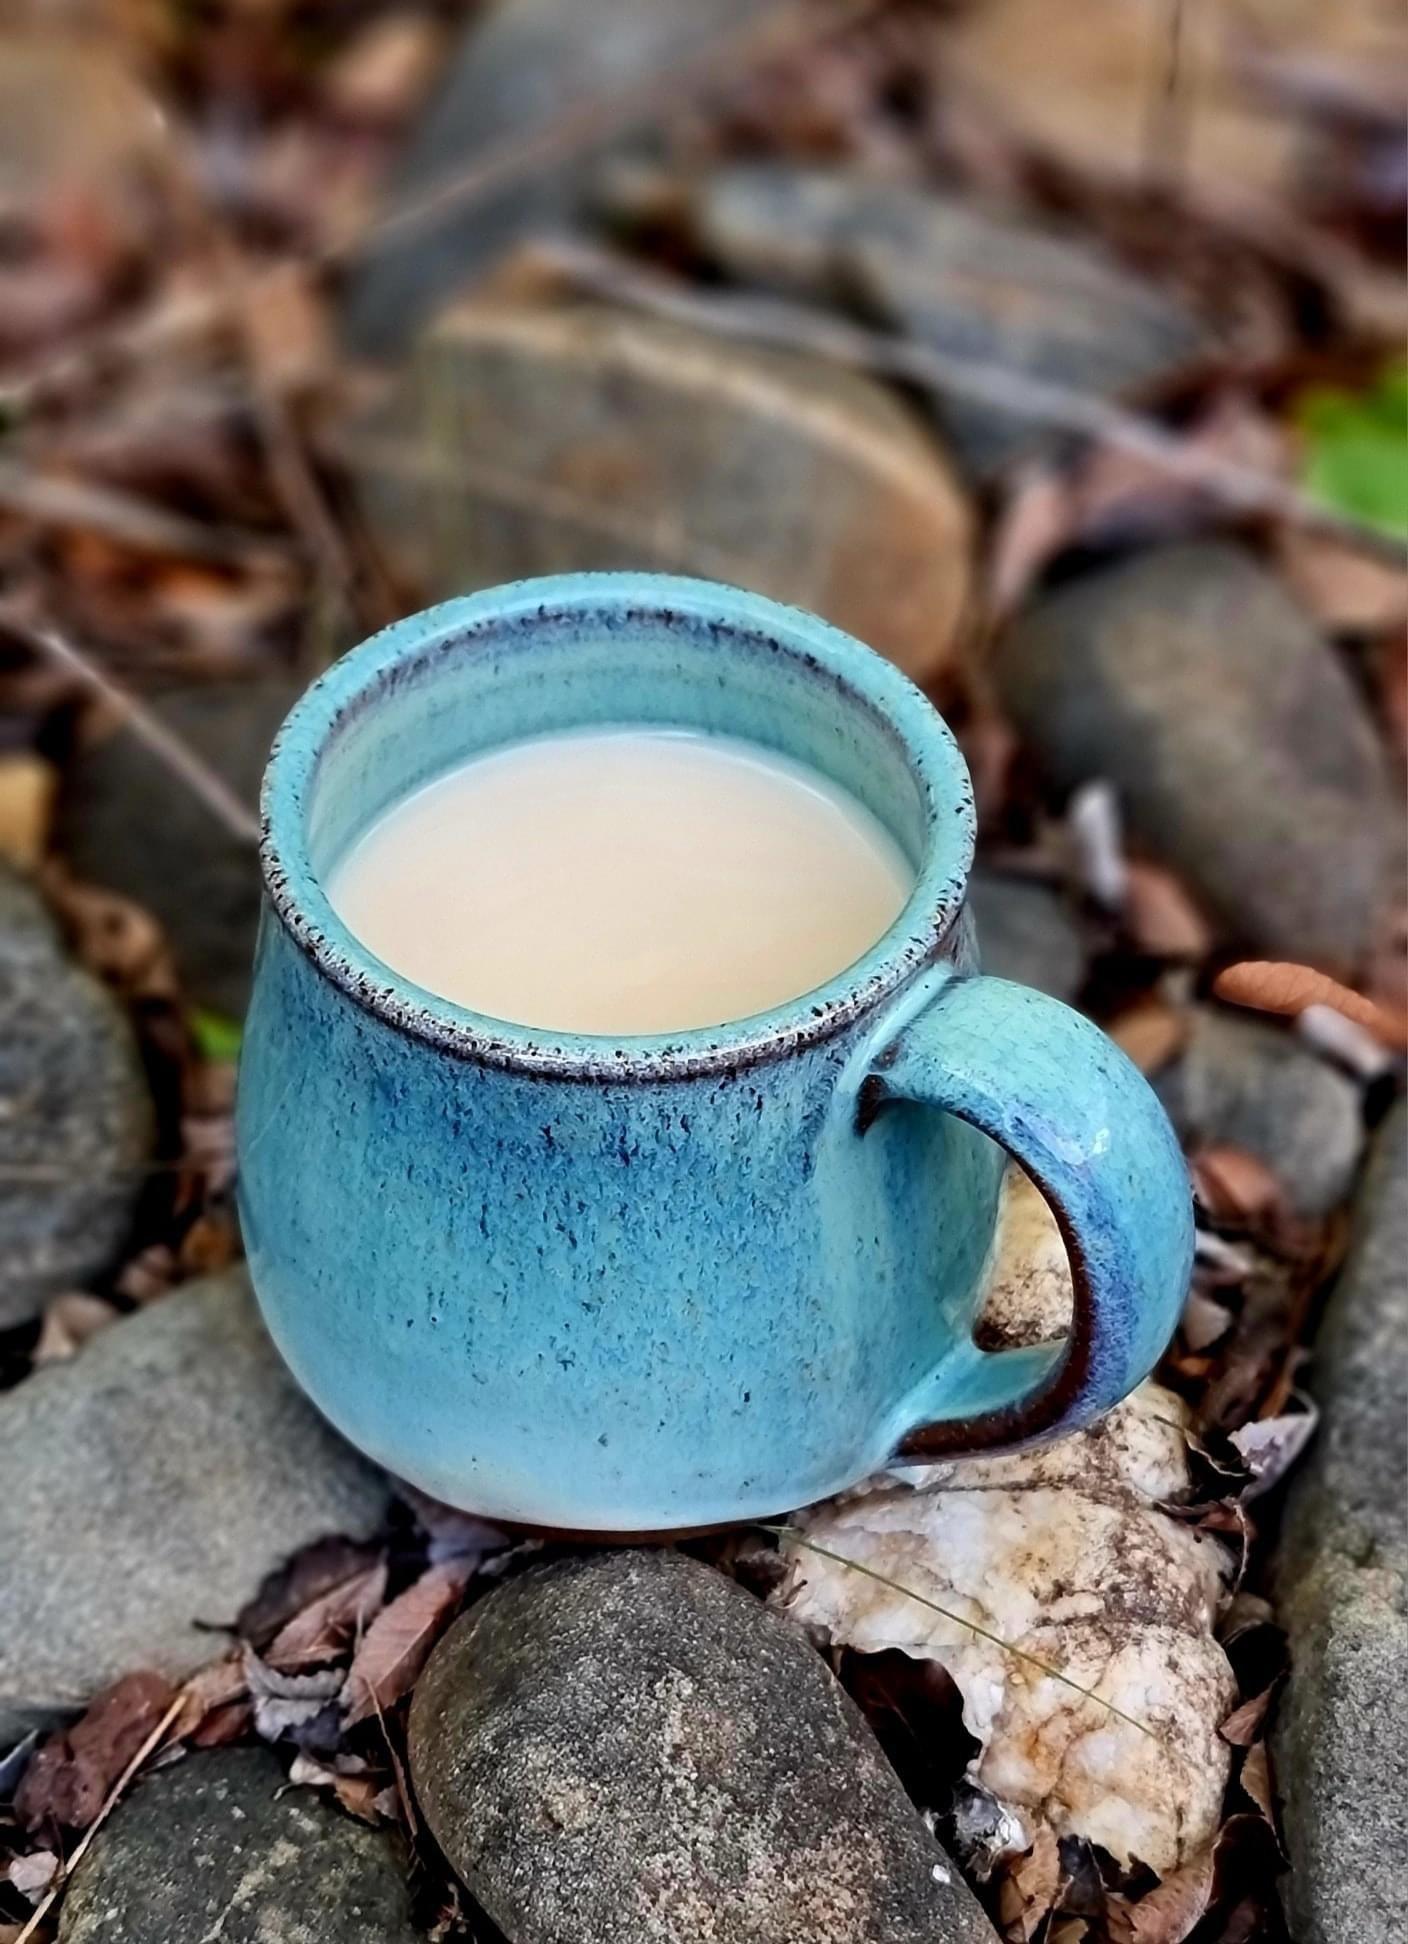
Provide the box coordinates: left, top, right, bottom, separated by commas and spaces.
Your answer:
237, 573, 1192, 1531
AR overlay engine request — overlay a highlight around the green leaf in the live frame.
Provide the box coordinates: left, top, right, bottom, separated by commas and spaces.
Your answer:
1296, 361, 1408, 540
190, 1007, 243, 1062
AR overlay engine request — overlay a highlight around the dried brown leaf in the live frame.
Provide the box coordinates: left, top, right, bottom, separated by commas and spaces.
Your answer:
1110, 999, 1189, 1075
1278, 531, 1408, 635
287, 1749, 388, 1824
169, 1654, 247, 1740
190, 1701, 254, 1748
1213, 960, 1408, 1048
987, 466, 1072, 620
342, 1560, 471, 1727
15, 1671, 174, 1832
325, 13, 445, 127
267, 1559, 388, 1670
1191, 1146, 1284, 1226
237, 1536, 384, 1650
1108, 1846, 1216, 1944
1238, 1740, 1275, 1823
998, 1824, 1062, 1941
243, 1648, 343, 1742
1121, 862, 1213, 961
1219, 1686, 1275, 1748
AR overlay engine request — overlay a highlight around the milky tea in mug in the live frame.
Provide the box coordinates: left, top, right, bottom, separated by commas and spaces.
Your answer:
328, 726, 914, 1035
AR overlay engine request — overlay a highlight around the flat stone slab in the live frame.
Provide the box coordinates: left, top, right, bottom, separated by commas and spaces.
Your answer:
410, 1547, 999, 1944
1274, 1101, 1408, 1944
0, 866, 152, 1327
0, 1270, 391, 1747
59, 1746, 420, 1942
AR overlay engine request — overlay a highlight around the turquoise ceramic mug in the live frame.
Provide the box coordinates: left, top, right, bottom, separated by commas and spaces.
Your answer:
238, 574, 1192, 1530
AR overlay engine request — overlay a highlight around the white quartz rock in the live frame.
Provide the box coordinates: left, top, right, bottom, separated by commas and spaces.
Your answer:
775, 1170, 1234, 1876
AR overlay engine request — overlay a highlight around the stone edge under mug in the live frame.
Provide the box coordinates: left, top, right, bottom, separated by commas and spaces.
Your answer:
236, 573, 1193, 1530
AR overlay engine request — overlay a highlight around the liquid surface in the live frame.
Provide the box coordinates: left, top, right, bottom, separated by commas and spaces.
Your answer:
328, 726, 912, 1035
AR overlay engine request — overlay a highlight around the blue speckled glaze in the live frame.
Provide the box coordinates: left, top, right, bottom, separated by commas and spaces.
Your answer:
237, 574, 1193, 1530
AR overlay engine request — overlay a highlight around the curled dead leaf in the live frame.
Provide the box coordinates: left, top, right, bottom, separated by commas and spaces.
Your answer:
1238, 1741, 1275, 1823
1213, 960, 1407, 1049
1218, 1686, 1275, 1749
243, 1648, 342, 1742
286, 1749, 388, 1824
237, 1535, 385, 1650
1107, 1845, 1216, 1944
0, 751, 55, 871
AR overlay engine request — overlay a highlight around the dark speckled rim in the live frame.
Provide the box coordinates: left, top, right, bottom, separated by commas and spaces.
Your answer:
260, 573, 975, 1079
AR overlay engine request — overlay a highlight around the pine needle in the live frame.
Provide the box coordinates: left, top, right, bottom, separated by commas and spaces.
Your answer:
762, 1522, 1162, 1744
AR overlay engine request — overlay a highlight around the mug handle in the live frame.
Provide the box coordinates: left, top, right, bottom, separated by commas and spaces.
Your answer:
864, 973, 1193, 1458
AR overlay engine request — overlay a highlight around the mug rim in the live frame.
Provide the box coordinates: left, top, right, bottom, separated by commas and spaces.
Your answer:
260, 572, 975, 1079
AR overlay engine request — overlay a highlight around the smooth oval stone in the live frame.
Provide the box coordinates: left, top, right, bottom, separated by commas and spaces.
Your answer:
409, 1548, 999, 1944
969, 868, 1086, 1002
59, 1747, 420, 1943
0, 866, 151, 1327
345, 299, 973, 686
0, 1270, 390, 1747
1155, 1007, 1364, 1220
993, 543, 1396, 976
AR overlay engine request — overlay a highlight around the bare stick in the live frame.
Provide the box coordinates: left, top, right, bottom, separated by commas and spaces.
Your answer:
539, 236, 1405, 559
15, 1692, 185, 1944
0, 609, 260, 848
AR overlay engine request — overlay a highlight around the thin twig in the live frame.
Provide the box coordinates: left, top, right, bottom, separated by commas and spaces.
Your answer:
537, 236, 1405, 560
764, 1523, 1162, 1743
15, 1691, 185, 1944
0, 459, 289, 568
0, 609, 260, 847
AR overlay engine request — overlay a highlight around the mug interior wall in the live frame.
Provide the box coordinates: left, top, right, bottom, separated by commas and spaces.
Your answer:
303, 604, 931, 888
